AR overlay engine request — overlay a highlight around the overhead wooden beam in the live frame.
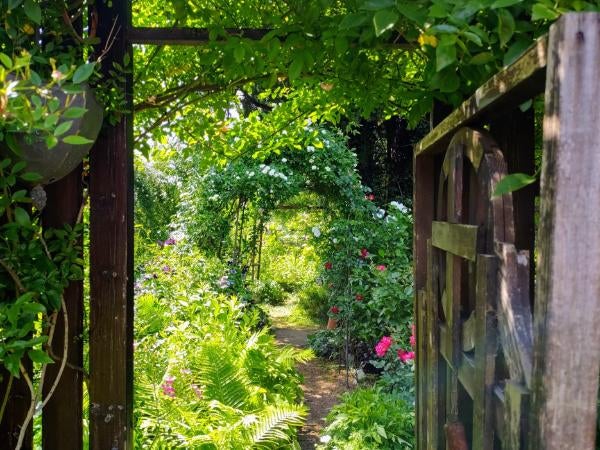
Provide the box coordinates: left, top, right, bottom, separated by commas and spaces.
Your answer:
128, 27, 272, 45
128, 26, 410, 47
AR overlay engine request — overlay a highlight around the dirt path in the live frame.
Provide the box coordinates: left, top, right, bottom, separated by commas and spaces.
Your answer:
272, 327, 351, 449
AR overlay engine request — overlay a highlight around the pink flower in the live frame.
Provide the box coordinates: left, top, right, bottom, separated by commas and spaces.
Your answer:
398, 349, 415, 363
330, 306, 340, 314
162, 375, 176, 397
191, 384, 203, 399
410, 334, 416, 348
411, 323, 415, 335
365, 193, 375, 201
360, 248, 369, 259
376, 265, 387, 271
375, 336, 393, 357
324, 261, 333, 270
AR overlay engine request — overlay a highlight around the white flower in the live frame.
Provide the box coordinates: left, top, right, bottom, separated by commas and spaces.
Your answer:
311, 165, 317, 170
312, 227, 321, 237
269, 168, 276, 176
332, 238, 338, 244
307, 145, 315, 152
390, 201, 408, 213
281, 158, 287, 163
261, 166, 269, 174
282, 130, 288, 135
325, 166, 331, 172
320, 435, 332, 444
375, 208, 386, 219
249, 171, 255, 177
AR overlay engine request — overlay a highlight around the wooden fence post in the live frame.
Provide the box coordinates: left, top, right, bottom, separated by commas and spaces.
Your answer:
42, 167, 84, 449
529, 13, 600, 450
89, 1, 134, 449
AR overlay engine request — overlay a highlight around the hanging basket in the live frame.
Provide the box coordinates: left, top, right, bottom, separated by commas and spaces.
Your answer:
326, 318, 338, 330
9, 84, 103, 185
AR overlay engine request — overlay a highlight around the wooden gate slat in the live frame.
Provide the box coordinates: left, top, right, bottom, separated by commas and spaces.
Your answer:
496, 242, 533, 388
432, 221, 479, 261
472, 254, 498, 450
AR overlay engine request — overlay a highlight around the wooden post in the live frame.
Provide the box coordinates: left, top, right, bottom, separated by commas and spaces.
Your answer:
89, 1, 134, 448
42, 168, 84, 449
413, 154, 434, 450
0, 363, 32, 448
529, 13, 600, 450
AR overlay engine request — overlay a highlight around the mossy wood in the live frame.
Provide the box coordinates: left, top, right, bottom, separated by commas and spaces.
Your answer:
414, 12, 600, 450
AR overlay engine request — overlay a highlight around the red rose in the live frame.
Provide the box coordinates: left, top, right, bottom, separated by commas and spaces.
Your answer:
360, 248, 369, 259
330, 306, 340, 314
324, 261, 333, 270
355, 294, 364, 301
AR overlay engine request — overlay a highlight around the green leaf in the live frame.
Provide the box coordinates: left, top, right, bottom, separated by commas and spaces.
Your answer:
361, 0, 395, 11
503, 39, 531, 66
436, 43, 456, 71
339, 13, 368, 29
470, 52, 495, 65
28, 349, 54, 365
492, 0, 523, 7
63, 135, 94, 145
233, 45, 245, 63
288, 58, 303, 81
45, 135, 58, 149
11, 161, 27, 174
531, 3, 560, 21
373, 9, 399, 37
0, 53, 12, 69
21, 172, 43, 182
493, 173, 536, 197
497, 9, 516, 47
54, 121, 73, 137
72, 63, 96, 84
14, 207, 31, 226
63, 107, 87, 119
396, 2, 427, 26
24, 0, 41, 24
8, 0, 23, 10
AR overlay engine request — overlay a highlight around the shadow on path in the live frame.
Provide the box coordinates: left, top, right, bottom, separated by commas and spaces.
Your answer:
273, 327, 351, 450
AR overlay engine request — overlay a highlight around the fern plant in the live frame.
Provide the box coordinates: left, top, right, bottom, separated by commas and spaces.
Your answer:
133, 248, 310, 449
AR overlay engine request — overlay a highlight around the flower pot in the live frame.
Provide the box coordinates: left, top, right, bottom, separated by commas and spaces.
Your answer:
9, 84, 103, 185
327, 318, 338, 329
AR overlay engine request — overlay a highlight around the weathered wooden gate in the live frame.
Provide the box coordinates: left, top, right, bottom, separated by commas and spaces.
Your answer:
414, 13, 600, 450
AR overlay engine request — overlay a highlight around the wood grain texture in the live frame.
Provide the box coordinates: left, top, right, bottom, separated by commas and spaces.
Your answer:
42, 167, 84, 450
432, 221, 479, 262
89, 1, 134, 449
416, 37, 547, 156
529, 13, 600, 450
472, 254, 498, 450
496, 243, 533, 388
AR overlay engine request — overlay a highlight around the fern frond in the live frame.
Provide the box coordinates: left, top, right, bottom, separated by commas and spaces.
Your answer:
248, 404, 307, 448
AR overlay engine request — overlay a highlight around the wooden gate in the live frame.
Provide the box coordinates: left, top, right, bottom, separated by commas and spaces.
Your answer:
414, 13, 600, 450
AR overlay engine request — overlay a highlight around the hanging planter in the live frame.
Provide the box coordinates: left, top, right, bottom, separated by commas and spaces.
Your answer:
327, 318, 338, 330
9, 83, 103, 185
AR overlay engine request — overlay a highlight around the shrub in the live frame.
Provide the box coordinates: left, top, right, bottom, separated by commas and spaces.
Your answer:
297, 284, 329, 323
249, 279, 286, 305
308, 329, 343, 359
317, 387, 415, 450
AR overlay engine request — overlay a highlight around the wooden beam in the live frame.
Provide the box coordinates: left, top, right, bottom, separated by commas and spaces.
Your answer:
89, 1, 134, 449
529, 13, 600, 450
415, 36, 548, 156
128, 26, 410, 47
432, 221, 479, 261
42, 167, 84, 450
128, 27, 271, 45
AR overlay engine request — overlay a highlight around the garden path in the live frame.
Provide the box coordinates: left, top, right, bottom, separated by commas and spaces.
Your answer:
272, 326, 351, 449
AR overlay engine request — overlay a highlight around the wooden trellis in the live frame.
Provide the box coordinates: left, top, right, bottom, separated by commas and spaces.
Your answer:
414, 13, 600, 450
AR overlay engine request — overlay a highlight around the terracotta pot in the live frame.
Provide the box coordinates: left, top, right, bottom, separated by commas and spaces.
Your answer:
7, 83, 103, 185
327, 318, 338, 329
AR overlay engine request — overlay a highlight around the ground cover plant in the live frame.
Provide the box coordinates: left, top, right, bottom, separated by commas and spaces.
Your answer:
133, 232, 312, 449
